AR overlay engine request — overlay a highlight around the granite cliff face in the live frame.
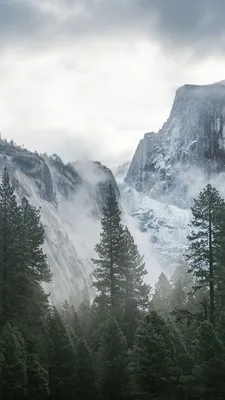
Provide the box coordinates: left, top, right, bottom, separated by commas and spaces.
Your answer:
125, 81, 225, 208
0, 140, 118, 304
122, 80, 225, 272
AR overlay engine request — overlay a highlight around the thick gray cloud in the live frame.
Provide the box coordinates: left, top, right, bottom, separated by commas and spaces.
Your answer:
1, 0, 225, 53
0, 1, 48, 46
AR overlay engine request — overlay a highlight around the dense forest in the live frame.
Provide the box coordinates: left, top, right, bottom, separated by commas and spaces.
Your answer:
0, 168, 225, 399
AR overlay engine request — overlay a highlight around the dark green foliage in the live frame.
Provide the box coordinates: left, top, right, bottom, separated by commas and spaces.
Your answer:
27, 353, 49, 398
0, 169, 51, 363
92, 184, 150, 348
20, 197, 52, 284
187, 184, 225, 325
96, 318, 128, 400
121, 226, 150, 312
48, 307, 76, 399
0, 169, 25, 327
74, 337, 97, 400
191, 321, 225, 399
119, 227, 150, 346
92, 183, 125, 316
217, 311, 225, 345
0, 322, 27, 399
131, 311, 182, 399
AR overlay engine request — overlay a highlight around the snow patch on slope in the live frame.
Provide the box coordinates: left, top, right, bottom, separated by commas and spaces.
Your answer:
121, 184, 191, 276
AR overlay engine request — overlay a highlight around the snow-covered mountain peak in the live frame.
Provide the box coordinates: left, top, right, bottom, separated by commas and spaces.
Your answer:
125, 80, 225, 208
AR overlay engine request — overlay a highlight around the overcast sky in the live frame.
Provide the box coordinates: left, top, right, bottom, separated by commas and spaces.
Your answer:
1, 0, 225, 166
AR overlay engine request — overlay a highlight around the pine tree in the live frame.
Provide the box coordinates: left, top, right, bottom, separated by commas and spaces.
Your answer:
187, 184, 225, 326
27, 353, 49, 398
0, 169, 25, 327
20, 197, 52, 283
92, 184, 125, 317
62, 301, 82, 339
191, 321, 225, 399
74, 337, 97, 400
170, 263, 194, 310
48, 307, 76, 399
119, 226, 150, 346
121, 226, 150, 311
0, 322, 27, 399
0, 170, 51, 359
151, 272, 172, 317
131, 311, 182, 399
168, 320, 194, 397
96, 318, 128, 400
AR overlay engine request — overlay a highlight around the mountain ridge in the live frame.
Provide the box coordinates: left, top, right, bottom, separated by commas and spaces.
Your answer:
0, 139, 120, 304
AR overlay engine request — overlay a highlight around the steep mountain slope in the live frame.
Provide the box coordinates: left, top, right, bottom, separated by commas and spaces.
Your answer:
120, 185, 190, 273
123, 80, 225, 271
125, 81, 225, 208
0, 140, 118, 304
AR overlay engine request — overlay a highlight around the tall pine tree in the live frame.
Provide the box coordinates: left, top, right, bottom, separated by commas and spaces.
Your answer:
121, 226, 150, 311
119, 226, 150, 346
92, 184, 124, 317
187, 184, 225, 325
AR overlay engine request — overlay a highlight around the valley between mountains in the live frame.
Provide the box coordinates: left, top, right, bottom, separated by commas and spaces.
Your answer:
2, 79, 225, 302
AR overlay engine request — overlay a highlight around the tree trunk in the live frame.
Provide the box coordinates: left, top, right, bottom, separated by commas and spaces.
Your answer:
208, 198, 215, 326
109, 206, 115, 316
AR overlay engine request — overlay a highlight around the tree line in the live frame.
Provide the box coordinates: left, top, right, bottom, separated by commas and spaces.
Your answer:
0, 168, 225, 399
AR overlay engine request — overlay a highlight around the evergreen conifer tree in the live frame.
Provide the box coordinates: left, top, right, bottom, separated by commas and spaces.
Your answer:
48, 307, 76, 399
20, 197, 52, 283
62, 301, 82, 339
119, 226, 150, 346
121, 226, 150, 311
0, 322, 27, 399
27, 353, 49, 398
151, 272, 172, 317
192, 321, 225, 399
92, 184, 124, 317
74, 337, 97, 400
131, 311, 182, 399
96, 318, 128, 400
187, 184, 225, 325
0, 169, 25, 327
0, 170, 51, 359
